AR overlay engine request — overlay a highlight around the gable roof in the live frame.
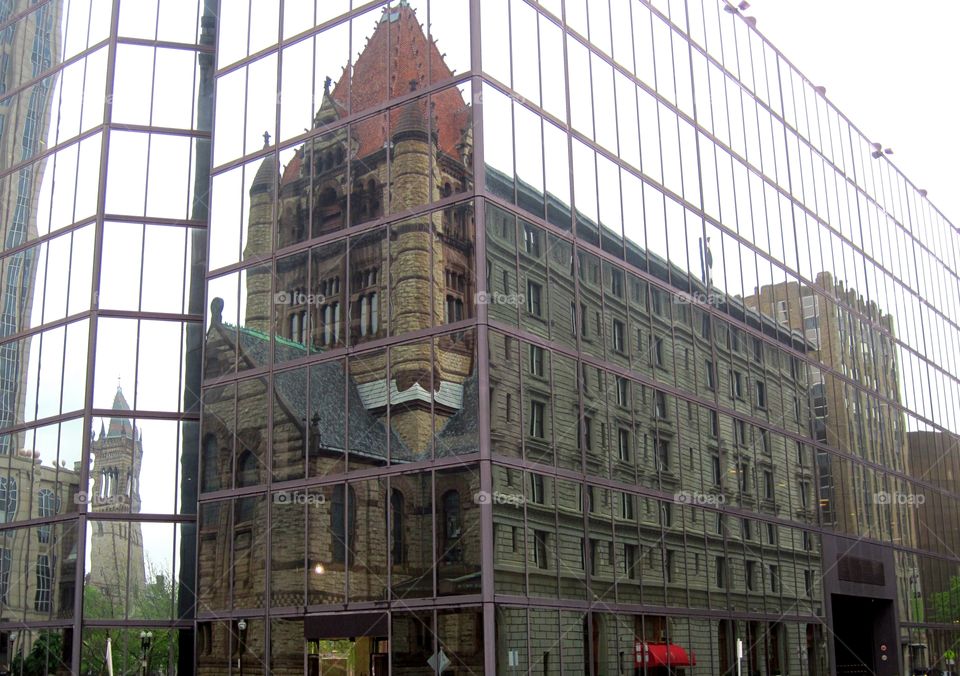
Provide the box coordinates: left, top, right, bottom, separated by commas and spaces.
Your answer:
280, 3, 470, 188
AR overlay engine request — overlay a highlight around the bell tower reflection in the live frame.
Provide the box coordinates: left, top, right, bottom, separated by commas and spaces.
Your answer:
86, 385, 146, 607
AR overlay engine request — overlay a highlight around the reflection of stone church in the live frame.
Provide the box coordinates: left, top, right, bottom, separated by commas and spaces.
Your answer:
201, 3, 827, 675
200, 4, 483, 673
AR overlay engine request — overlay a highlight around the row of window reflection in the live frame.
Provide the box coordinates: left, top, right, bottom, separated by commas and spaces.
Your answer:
486, 326, 960, 547
483, 0, 957, 288
206, 204, 475, 378
489, 466, 822, 611
197, 470, 819, 611
196, 610, 483, 674
481, 80, 960, 393
194, 467, 946, 622
0, 518, 186, 622
486, 198, 960, 441
198, 467, 481, 609
494, 611, 830, 676
0, 133, 100, 257
198, 285, 960, 550
0, 222, 198, 395
192, 609, 934, 676
1, 48, 205, 235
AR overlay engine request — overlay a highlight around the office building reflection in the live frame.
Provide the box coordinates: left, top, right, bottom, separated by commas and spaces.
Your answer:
0, 0, 957, 673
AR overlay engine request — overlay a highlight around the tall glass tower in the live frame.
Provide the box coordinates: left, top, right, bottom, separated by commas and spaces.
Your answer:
0, 0, 207, 672
1, 1, 959, 674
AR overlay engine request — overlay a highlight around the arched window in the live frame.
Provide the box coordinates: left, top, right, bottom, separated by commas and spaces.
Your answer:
367, 179, 381, 217
37, 489, 56, 543
236, 449, 259, 488
319, 187, 337, 207
445, 295, 464, 323
331, 485, 356, 564
359, 295, 369, 337
34, 554, 51, 612
391, 489, 405, 565
369, 292, 379, 334
290, 312, 301, 343
235, 496, 256, 524
0, 476, 19, 524
201, 434, 220, 492
441, 490, 462, 563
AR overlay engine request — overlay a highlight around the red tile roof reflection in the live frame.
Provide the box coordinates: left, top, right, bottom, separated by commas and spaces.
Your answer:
281, 4, 469, 186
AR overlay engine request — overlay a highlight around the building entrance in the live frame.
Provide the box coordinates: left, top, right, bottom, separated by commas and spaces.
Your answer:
831, 595, 895, 675
304, 613, 389, 676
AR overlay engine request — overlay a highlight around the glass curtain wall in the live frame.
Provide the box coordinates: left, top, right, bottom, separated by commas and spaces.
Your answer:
0, 0, 206, 673
478, 0, 960, 674
197, 0, 960, 675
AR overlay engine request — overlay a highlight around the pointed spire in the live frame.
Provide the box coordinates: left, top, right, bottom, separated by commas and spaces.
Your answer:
106, 383, 134, 438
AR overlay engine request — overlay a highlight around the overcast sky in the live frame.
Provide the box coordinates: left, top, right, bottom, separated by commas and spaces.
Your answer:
748, 0, 960, 227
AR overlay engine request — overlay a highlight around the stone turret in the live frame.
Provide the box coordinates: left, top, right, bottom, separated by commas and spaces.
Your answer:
242, 137, 278, 333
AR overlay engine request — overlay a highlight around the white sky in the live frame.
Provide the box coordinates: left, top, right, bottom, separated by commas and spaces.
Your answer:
747, 0, 960, 227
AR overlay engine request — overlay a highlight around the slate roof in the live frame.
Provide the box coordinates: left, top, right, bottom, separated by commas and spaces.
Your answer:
434, 370, 479, 458
232, 324, 411, 461
209, 316, 479, 461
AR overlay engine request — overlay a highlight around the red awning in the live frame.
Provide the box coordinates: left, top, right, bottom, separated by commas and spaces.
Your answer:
635, 642, 696, 667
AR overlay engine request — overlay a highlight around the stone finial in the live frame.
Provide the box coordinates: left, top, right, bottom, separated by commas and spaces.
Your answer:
211, 297, 224, 325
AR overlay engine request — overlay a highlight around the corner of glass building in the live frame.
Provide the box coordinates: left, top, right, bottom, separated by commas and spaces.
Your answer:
0, 0, 957, 673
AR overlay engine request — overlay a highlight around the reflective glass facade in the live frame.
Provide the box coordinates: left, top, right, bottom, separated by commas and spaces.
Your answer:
0, 0, 206, 671
1, 0, 959, 674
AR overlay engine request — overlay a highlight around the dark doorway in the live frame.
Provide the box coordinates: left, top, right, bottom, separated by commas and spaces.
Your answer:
831, 595, 893, 675
304, 612, 389, 676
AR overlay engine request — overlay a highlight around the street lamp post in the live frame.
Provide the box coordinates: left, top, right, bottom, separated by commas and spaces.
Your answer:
139, 630, 153, 676
237, 619, 247, 676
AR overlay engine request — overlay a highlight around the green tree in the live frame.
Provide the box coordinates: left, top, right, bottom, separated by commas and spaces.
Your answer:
10, 630, 64, 676
929, 575, 960, 623
78, 565, 180, 675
